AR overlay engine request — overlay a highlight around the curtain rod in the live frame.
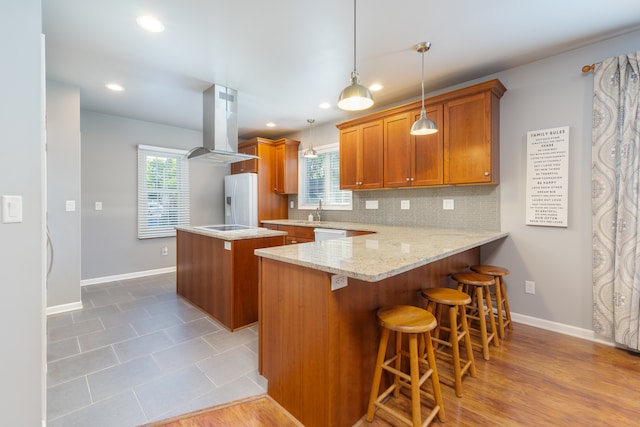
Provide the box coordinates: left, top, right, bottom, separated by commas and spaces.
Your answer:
582, 64, 595, 73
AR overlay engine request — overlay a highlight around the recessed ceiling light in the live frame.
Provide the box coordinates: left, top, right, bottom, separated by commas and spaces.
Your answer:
318, 102, 331, 109
266, 122, 276, 128
105, 83, 124, 92
369, 83, 383, 92
136, 15, 165, 33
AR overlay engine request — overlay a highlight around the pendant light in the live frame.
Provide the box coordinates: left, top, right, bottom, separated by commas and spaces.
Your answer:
337, 0, 373, 111
410, 42, 438, 135
303, 119, 318, 158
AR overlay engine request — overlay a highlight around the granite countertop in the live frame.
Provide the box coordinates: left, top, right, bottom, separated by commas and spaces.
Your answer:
176, 225, 287, 241
256, 220, 508, 282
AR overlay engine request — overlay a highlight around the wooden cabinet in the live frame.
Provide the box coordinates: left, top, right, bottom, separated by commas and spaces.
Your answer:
444, 90, 501, 184
262, 223, 315, 244
274, 138, 300, 194
230, 143, 258, 174
176, 229, 285, 331
337, 79, 505, 189
278, 225, 315, 244
339, 120, 384, 190
383, 107, 444, 188
233, 137, 291, 223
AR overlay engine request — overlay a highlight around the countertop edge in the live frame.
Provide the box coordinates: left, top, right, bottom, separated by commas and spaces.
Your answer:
176, 226, 287, 241
255, 229, 509, 282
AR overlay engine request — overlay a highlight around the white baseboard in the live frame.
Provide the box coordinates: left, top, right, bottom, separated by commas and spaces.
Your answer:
80, 267, 176, 287
511, 311, 615, 346
46, 301, 83, 316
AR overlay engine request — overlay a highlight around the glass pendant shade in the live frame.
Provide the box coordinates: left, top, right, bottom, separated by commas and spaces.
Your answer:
338, 73, 374, 111
410, 110, 438, 135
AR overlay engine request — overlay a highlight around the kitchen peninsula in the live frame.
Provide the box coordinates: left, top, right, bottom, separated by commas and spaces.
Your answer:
176, 226, 285, 331
254, 222, 507, 426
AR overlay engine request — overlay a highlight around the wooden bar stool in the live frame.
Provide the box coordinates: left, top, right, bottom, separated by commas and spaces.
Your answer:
366, 305, 446, 427
451, 272, 499, 360
470, 264, 512, 339
421, 288, 476, 397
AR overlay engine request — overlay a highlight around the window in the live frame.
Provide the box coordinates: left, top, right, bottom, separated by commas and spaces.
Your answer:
298, 143, 352, 210
137, 145, 190, 239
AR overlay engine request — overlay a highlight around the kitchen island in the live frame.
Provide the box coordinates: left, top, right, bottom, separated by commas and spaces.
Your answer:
176, 226, 286, 331
254, 222, 507, 426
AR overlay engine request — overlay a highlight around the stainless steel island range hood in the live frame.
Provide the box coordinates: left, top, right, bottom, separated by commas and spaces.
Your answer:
187, 85, 259, 164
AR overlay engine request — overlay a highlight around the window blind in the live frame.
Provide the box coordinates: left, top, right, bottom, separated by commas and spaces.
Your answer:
137, 145, 190, 239
298, 143, 352, 210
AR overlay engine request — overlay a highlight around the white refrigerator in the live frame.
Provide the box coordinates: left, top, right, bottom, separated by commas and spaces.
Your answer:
224, 173, 258, 226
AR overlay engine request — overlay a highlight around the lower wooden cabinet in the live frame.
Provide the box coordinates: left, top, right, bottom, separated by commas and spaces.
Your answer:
262, 223, 314, 244
176, 230, 285, 331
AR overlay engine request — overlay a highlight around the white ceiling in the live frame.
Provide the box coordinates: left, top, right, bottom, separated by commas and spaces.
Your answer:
42, 0, 640, 139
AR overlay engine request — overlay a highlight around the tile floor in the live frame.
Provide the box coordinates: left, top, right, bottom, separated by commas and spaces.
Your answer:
46, 273, 266, 426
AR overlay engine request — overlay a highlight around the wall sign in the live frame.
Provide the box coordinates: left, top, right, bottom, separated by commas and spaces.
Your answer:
525, 126, 569, 227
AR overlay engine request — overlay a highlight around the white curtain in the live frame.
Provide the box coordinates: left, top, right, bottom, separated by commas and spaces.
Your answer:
592, 52, 640, 349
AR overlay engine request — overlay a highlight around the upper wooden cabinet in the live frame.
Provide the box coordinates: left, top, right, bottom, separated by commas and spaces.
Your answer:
444, 90, 500, 184
230, 143, 258, 174
274, 138, 300, 194
383, 106, 444, 188
339, 120, 384, 190
233, 137, 291, 222
337, 79, 506, 189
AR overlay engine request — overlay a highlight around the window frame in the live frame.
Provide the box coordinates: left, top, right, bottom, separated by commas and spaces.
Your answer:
297, 142, 352, 211
137, 144, 190, 239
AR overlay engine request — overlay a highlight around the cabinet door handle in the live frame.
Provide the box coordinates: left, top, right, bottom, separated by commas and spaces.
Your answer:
406, 178, 410, 182
410, 178, 414, 182
484, 171, 490, 176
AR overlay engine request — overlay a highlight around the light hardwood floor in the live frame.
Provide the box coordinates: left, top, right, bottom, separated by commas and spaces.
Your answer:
147, 323, 640, 426
359, 323, 640, 426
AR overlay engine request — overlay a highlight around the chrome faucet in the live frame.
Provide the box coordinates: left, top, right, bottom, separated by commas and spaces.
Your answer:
315, 199, 323, 222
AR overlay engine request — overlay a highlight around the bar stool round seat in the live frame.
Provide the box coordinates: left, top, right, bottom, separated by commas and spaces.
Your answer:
421, 288, 476, 397
470, 264, 512, 339
451, 272, 500, 360
366, 305, 446, 427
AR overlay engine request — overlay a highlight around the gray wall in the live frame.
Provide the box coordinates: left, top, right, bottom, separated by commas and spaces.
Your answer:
81, 111, 226, 280
0, 1, 45, 424
289, 28, 640, 333
484, 30, 640, 331
46, 80, 81, 308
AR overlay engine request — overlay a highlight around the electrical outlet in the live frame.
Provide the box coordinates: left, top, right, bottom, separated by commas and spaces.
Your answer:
401, 200, 410, 210
290, 201, 294, 209
161, 246, 168, 256
525, 280, 535, 294
331, 274, 348, 291
443, 199, 454, 210
365, 200, 378, 209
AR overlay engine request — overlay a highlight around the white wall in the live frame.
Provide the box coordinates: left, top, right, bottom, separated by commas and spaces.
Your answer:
46, 80, 81, 308
81, 111, 227, 280
0, 1, 45, 424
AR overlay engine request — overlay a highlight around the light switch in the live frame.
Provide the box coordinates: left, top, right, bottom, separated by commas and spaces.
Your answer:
401, 200, 410, 210
2, 195, 23, 223
66, 200, 76, 212
365, 200, 378, 209
95, 202, 103, 211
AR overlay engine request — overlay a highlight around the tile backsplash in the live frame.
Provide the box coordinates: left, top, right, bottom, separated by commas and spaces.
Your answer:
288, 185, 500, 231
